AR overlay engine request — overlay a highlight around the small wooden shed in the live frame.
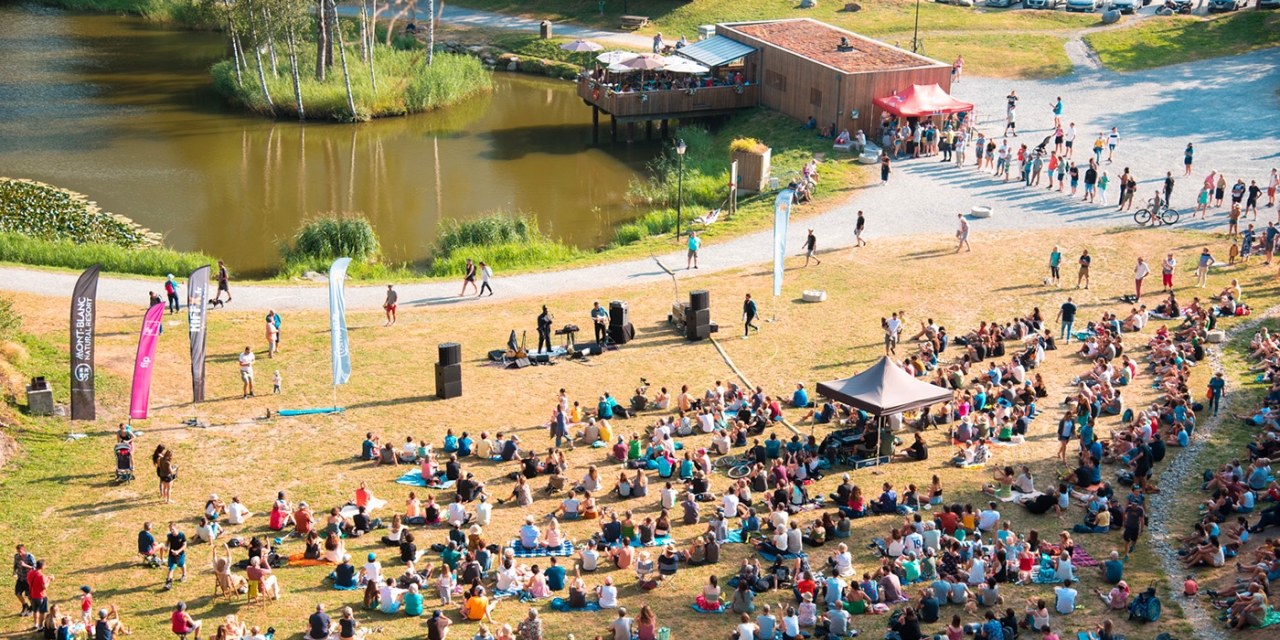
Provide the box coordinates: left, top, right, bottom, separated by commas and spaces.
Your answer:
718, 19, 953, 138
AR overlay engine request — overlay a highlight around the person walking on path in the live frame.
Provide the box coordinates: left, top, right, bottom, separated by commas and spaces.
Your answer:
14, 543, 34, 618
478, 261, 494, 297
1246, 180, 1262, 219
1076, 249, 1091, 289
1049, 246, 1062, 286
955, 215, 970, 253
1122, 170, 1138, 212
1215, 172, 1227, 207
215, 261, 231, 304
742, 294, 759, 339
460, 259, 478, 296
1161, 254, 1176, 292
1107, 127, 1119, 163
1183, 143, 1194, 177
238, 346, 255, 398
1196, 247, 1215, 288
687, 231, 701, 270
952, 56, 963, 83
1229, 203, 1242, 238
855, 211, 867, 247
1050, 96, 1063, 129
1163, 172, 1176, 207
26, 559, 50, 631
265, 311, 279, 359
1092, 134, 1105, 166
383, 285, 397, 326
1098, 170, 1110, 206
1056, 297, 1077, 345
164, 275, 179, 314
1064, 122, 1076, 158
1083, 162, 1098, 203
1004, 91, 1018, 137
1266, 222, 1278, 266
802, 230, 821, 267
1195, 185, 1210, 219
884, 312, 902, 355
1208, 371, 1226, 417
879, 154, 892, 186
1267, 168, 1278, 208
1133, 257, 1150, 301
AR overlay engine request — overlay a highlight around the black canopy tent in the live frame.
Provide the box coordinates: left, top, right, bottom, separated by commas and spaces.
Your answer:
816, 356, 954, 461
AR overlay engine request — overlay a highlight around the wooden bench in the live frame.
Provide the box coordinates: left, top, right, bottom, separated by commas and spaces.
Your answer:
620, 15, 649, 29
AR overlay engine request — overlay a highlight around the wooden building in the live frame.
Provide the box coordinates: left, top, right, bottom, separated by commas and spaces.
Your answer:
717, 19, 953, 137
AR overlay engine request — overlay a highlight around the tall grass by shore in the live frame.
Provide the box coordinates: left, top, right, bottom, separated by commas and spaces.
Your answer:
37, 0, 220, 28
278, 215, 388, 278
0, 232, 213, 278
212, 48, 492, 122
428, 213, 584, 277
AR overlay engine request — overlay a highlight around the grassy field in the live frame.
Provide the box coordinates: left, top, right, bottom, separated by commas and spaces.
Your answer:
1085, 11, 1280, 72
907, 33, 1074, 80
8, 224, 1280, 640
449, 0, 1099, 39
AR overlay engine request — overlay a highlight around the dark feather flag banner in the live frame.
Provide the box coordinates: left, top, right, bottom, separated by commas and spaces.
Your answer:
187, 266, 210, 402
69, 264, 101, 421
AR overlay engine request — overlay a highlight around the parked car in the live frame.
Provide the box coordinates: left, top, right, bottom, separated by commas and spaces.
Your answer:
1025, 0, 1063, 7
986, 0, 1018, 7
1065, 0, 1101, 10
1260, 0, 1279, 8
1208, 0, 1248, 10
1110, 0, 1138, 11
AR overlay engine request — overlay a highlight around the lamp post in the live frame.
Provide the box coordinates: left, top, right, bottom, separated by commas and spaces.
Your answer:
912, 0, 921, 53
675, 138, 687, 238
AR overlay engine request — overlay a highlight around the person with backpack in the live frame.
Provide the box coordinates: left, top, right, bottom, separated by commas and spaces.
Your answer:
164, 275, 179, 314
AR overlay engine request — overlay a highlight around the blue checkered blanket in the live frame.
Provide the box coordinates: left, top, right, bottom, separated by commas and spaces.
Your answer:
509, 540, 574, 557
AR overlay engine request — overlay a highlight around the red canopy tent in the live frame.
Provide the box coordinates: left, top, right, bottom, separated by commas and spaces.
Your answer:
872, 83, 973, 118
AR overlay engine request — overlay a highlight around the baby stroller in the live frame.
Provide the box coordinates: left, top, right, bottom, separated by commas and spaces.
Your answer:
114, 443, 135, 484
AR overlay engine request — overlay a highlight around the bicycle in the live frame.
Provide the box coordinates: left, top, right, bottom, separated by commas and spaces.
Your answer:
712, 453, 751, 479
1134, 199, 1180, 226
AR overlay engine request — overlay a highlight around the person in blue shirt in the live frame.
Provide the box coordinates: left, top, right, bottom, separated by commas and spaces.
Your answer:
978, 610, 1004, 640
442, 430, 458, 453
590, 301, 609, 344
687, 231, 701, 270
362, 433, 380, 460
597, 395, 615, 420
545, 556, 566, 591
743, 293, 759, 338
1208, 372, 1226, 416
765, 434, 782, 461
872, 483, 898, 514
790, 383, 810, 409
457, 433, 473, 457
137, 523, 158, 564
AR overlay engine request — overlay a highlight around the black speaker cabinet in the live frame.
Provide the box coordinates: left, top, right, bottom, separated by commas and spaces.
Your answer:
438, 342, 462, 366
609, 300, 629, 328
435, 363, 462, 398
610, 322, 636, 345
686, 309, 711, 341
689, 289, 710, 311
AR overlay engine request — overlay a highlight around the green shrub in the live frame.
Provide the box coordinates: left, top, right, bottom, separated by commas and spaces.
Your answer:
212, 48, 491, 122
279, 215, 381, 274
429, 212, 584, 277
0, 296, 21, 340
0, 232, 213, 277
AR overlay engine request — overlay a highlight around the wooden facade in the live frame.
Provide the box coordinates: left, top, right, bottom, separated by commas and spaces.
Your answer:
718, 21, 953, 138
577, 81, 760, 123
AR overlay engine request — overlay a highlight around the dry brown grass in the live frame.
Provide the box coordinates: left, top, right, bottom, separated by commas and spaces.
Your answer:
5, 224, 1277, 640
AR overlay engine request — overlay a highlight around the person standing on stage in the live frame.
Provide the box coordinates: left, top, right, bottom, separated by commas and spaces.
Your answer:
742, 294, 759, 339
537, 306, 553, 354
591, 302, 609, 344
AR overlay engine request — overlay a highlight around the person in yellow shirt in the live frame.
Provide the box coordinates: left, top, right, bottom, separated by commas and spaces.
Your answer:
598, 419, 614, 445
463, 586, 494, 622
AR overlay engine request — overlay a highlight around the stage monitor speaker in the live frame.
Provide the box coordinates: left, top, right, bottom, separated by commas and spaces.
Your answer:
689, 308, 710, 326
438, 342, 462, 366
580, 343, 604, 356
687, 322, 710, 341
436, 380, 462, 399
435, 363, 462, 385
689, 289, 710, 311
609, 300, 629, 328
609, 322, 636, 345
512, 358, 532, 369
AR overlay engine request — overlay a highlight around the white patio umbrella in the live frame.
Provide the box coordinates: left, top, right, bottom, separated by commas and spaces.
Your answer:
663, 58, 710, 74
597, 50, 638, 65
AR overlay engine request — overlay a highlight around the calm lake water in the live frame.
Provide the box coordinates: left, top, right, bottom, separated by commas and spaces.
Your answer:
0, 3, 658, 275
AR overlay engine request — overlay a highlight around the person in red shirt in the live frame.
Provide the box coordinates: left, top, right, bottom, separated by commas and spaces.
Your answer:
26, 560, 51, 630
170, 601, 202, 639
938, 508, 959, 536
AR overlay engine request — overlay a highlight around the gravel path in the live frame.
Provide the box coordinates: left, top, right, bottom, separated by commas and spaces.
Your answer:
4, 44, 1277, 311
1143, 304, 1280, 640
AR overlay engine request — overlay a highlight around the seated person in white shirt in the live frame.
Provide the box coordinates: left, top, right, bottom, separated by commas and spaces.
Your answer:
227, 497, 252, 525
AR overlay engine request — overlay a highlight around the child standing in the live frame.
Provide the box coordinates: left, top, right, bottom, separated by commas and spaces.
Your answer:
437, 566, 455, 604
272, 371, 282, 394
79, 586, 93, 628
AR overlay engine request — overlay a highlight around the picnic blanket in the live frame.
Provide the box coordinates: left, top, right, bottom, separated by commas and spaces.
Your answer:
509, 541, 574, 558
394, 471, 457, 489
287, 553, 336, 567
691, 603, 727, 614
327, 572, 362, 591
1002, 490, 1043, 503
339, 498, 387, 519
490, 588, 522, 600
630, 535, 674, 548
725, 530, 751, 544
551, 598, 602, 613
1071, 546, 1099, 567
758, 551, 808, 563
1257, 606, 1280, 628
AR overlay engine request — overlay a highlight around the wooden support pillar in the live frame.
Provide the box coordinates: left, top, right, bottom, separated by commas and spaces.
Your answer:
661, 119, 669, 139
627, 122, 635, 144
645, 120, 652, 140
611, 115, 617, 143
592, 107, 599, 144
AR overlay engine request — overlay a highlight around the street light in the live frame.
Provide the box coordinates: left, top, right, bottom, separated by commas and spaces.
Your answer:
675, 139, 687, 238
912, 0, 921, 53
